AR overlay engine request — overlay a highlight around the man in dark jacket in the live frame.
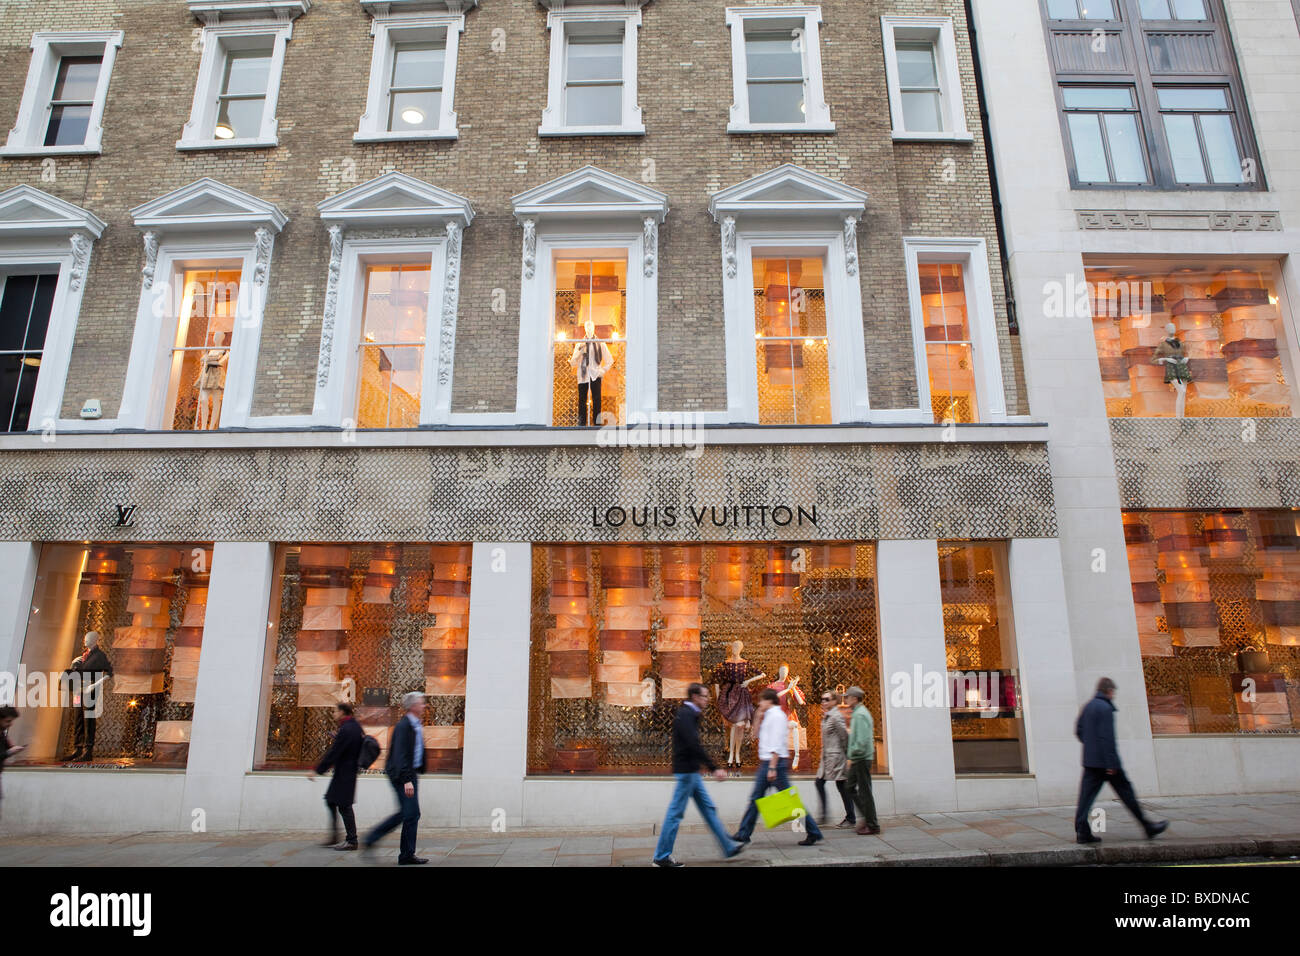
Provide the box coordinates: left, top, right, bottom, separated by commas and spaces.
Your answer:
1074, 677, 1168, 844
310, 702, 363, 850
652, 683, 745, 867
63, 631, 113, 762
363, 692, 427, 865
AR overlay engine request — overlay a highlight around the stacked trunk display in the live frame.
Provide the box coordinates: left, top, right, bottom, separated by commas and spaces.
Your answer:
426, 545, 471, 696
114, 547, 180, 695
600, 546, 653, 707
296, 545, 351, 708
657, 547, 702, 699
549, 546, 592, 699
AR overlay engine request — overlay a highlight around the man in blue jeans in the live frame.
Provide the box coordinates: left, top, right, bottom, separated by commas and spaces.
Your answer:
653, 683, 745, 867
733, 689, 824, 847
363, 692, 428, 865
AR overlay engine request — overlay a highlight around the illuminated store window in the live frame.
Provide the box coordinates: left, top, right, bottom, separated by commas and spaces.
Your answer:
919, 262, 979, 423
527, 542, 885, 775
552, 258, 626, 427
355, 263, 430, 429
11, 542, 214, 768
753, 256, 830, 425
1125, 509, 1300, 735
938, 542, 1028, 774
1087, 262, 1294, 418
257, 544, 472, 772
0, 273, 57, 433
165, 268, 239, 431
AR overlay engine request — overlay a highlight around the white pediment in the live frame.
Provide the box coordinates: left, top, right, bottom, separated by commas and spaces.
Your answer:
188, 0, 310, 23
131, 178, 288, 233
512, 165, 668, 222
317, 172, 473, 229
0, 185, 106, 239
361, 0, 479, 14
709, 164, 869, 221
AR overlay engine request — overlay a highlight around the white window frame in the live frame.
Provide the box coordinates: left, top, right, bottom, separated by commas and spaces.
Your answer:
881, 16, 971, 142
118, 180, 286, 430
902, 237, 1006, 424
726, 5, 834, 134
354, 8, 467, 143
311, 171, 473, 428
539, 5, 646, 137
0, 186, 105, 432
177, 21, 293, 150
1, 31, 123, 157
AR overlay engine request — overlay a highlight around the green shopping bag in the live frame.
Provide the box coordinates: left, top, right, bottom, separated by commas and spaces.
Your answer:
755, 786, 807, 829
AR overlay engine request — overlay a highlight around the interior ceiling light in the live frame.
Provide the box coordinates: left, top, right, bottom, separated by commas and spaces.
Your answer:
401, 107, 425, 125
214, 123, 235, 140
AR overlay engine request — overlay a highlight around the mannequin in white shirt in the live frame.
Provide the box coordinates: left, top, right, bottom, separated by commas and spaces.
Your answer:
568, 317, 614, 426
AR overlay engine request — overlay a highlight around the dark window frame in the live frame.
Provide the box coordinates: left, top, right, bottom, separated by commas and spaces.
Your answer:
1040, 0, 1264, 191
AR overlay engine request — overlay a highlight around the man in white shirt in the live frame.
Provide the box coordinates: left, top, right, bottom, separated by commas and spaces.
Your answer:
732, 689, 824, 846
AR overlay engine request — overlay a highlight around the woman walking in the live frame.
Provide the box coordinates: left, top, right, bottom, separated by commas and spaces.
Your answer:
814, 690, 855, 828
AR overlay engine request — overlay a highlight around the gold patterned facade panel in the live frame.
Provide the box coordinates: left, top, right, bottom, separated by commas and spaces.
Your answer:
0, 443, 1057, 542
1111, 419, 1300, 509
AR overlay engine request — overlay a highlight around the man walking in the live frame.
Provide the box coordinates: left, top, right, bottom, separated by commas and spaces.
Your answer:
653, 683, 745, 867
309, 701, 363, 850
364, 692, 427, 865
732, 689, 824, 847
63, 631, 112, 762
843, 686, 881, 836
1075, 677, 1168, 844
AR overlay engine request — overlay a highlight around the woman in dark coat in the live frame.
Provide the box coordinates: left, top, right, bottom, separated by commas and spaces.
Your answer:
310, 702, 363, 849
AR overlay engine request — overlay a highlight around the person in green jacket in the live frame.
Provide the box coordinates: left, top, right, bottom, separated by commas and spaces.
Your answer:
844, 686, 881, 835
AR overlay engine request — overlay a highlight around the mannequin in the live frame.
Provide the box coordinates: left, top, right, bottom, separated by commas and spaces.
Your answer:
568, 317, 614, 426
766, 664, 806, 770
195, 330, 229, 430
62, 630, 113, 762
1152, 322, 1191, 418
711, 641, 766, 768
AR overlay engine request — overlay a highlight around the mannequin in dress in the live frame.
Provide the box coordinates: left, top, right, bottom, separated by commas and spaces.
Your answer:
1152, 322, 1191, 418
766, 664, 807, 769
711, 640, 766, 768
568, 317, 614, 427
195, 330, 229, 430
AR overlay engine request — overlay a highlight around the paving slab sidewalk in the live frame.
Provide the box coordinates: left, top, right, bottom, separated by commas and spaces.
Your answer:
3, 792, 1298, 867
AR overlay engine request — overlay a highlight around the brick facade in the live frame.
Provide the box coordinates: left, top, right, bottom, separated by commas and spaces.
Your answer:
0, 0, 1027, 421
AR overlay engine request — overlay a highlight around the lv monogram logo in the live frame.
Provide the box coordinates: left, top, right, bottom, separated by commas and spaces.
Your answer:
115, 505, 137, 528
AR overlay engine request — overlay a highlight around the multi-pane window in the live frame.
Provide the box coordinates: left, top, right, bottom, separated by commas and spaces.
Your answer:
0, 274, 57, 433
744, 30, 806, 125
388, 40, 445, 133
895, 42, 943, 132
1062, 87, 1149, 183
1157, 87, 1243, 184
753, 256, 830, 425
1042, 0, 1260, 189
356, 263, 430, 429
166, 269, 239, 431
553, 258, 626, 427
214, 48, 272, 141
44, 56, 102, 147
565, 30, 624, 127
918, 263, 979, 423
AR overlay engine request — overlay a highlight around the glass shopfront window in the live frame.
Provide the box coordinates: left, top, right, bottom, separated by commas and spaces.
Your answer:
257, 544, 471, 773
919, 262, 979, 423
165, 268, 240, 431
9, 542, 214, 768
527, 543, 886, 775
552, 257, 626, 427
753, 256, 831, 425
1125, 509, 1300, 734
1088, 261, 1295, 418
938, 542, 1028, 773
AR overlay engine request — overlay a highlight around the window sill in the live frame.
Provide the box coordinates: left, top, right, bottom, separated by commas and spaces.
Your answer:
537, 124, 646, 138
0, 143, 103, 158
891, 130, 974, 143
728, 122, 836, 135
176, 137, 279, 152
353, 129, 459, 143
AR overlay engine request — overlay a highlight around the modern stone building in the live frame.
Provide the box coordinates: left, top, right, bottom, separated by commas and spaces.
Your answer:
0, 0, 1291, 835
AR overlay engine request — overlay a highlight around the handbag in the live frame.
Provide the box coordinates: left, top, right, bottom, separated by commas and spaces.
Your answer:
755, 786, 807, 829
1236, 645, 1269, 672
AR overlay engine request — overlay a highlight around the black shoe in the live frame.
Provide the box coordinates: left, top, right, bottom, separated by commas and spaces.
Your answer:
333, 842, 358, 851
319, 839, 340, 848
1146, 820, 1168, 839
1077, 833, 1102, 844
725, 842, 746, 859
397, 856, 429, 865
730, 834, 750, 845
797, 834, 823, 846
653, 856, 685, 867
66, 751, 84, 762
